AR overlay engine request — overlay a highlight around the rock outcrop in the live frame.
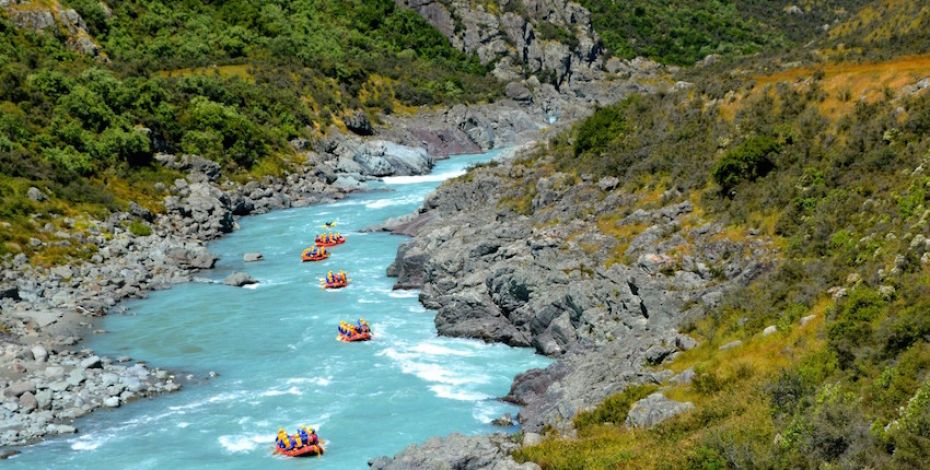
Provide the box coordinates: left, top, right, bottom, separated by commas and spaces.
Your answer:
396, 0, 605, 92
369, 433, 539, 470
386, 147, 771, 433
2, 0, 103, 56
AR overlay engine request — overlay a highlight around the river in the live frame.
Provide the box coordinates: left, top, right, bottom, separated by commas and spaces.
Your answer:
7, 149, 548, 469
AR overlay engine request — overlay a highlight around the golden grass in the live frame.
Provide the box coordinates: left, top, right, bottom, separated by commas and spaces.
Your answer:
157, 64, 254, 81
753, 54, 930, 119
518, 298, 832, 469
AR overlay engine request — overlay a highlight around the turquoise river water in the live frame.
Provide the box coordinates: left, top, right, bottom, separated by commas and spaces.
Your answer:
8, 149, 549, 469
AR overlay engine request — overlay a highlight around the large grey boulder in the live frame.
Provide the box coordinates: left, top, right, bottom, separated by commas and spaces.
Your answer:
223, 272, 257, 287
164, 245, 218, 270
625, 393, 694, 428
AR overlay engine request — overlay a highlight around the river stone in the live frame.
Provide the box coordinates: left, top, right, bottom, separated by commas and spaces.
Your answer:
44, 366, 65, 379
6, 381, 35, 397
35, 389, 51, 410
223, 272, 257, 287
0, 449, 20, 459
80, 355, 102, 369
67, 369, 86, 387
19, 392, 38, 412
31, 345, 48, 363
101, 373, 119, 387
120, 376, 143, 393
103, 397, 120, 408
243, 252, 263, 262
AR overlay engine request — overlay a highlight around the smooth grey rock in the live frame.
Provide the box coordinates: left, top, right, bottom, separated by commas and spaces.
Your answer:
762, 325, 777, 336
80, 356, 102, 369
103, 397, 120, 408
31, 345, 48, 363
625, 393, 694, 428
27, 187, 47, 202
223, 272, 257, 287
800, 314, 816, 326
6, 381, 35, 397
35, 389, 51, 410
243, 252, 263, 262
18, 392, 38, 413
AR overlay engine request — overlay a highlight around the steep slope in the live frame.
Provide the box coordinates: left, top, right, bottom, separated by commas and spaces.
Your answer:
378, 44, 930, 470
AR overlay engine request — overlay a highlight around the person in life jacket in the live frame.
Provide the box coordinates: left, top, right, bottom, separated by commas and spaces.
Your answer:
338, 271, 346, 283
277, 428, 292, 449
293, 429, 305, 448
302, 426, 318, 445
327, 271, 334, 284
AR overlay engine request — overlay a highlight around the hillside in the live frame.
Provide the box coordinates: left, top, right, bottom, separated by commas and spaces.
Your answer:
366, 2, 930, 468
0, 0, 503, 264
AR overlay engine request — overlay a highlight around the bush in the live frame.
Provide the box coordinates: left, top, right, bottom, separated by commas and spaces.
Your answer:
711, 135, 779, 193
127, 221, 152, 237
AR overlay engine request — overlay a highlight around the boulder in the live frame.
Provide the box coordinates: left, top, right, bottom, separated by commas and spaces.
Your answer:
79, 355, 102, 369
223, 272, 257, 287
344, 111, 373, 135
242, 252, 263, 262
625, 393, 694, 428
27, 187, 47, 202
505, 82, 533, 102
5, 381, 36, 398
31, 345, 48, 363
103, 397, 120, 408
18, 391, 38, 413
164, 245, 218, 270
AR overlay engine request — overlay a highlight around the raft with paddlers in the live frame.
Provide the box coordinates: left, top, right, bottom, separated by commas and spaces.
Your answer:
320, 270, 349, 289
315, 232, 346, 247
274, 426, 324, 458
301, 246, 329, 262
337, 318, 372, 342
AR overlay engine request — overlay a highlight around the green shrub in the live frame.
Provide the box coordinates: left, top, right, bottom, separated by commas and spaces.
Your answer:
711, 135, 779, 193
127, 221, 153, 237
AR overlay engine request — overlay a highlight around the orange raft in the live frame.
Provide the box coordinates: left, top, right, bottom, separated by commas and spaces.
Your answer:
337, 331, 371, 342
321, 279, 348, 289
315, 233, 346, 247
274, 443, 324, 458
301, 247, 329, 262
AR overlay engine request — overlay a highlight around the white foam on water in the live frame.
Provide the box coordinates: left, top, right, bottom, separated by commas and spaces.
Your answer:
286, 376, 332, 387
259, 385, 301, 397
379, 347, 488, 386
242, 283, 259, 290
382, 170, 467, 185
471, 401, 502, 423
388, 290, 419, 299
218, 433, 268, 453
410, 342, 475, 357
430, 384, 489, 401
177, 422, 190, 429
364, 195, 420, 209
70, 431, 117, 451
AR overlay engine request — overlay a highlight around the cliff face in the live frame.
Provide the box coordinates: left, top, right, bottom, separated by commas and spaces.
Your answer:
385, 146, 773, 433
1, 0, 103, 56
395, 0, 606, 91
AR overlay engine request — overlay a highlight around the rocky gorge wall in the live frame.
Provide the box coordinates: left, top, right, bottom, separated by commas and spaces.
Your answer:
371, 146, 774, 467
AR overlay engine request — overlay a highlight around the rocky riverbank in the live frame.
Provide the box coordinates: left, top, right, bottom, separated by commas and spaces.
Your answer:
372, 134, 774, 465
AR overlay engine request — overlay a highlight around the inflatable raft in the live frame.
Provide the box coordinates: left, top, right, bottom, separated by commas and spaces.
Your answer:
301, 248, 329, 262
274, 443, 324, 458
321, 278, 348, 289
337, 331, 371, 342
315, 234, 346, 247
